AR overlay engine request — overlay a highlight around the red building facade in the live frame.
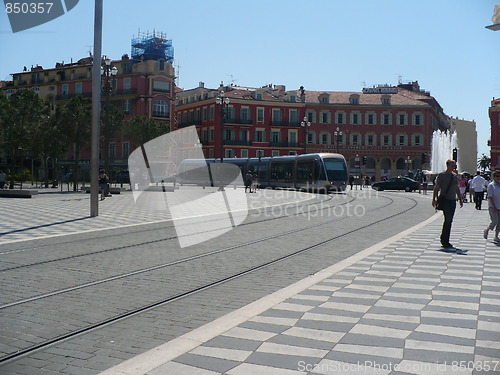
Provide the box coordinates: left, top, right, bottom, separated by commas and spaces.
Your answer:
175, 81, 449, 180
489, 97, 500, 169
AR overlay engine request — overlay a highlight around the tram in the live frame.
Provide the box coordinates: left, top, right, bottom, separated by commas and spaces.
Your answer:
177, 153, 348, 192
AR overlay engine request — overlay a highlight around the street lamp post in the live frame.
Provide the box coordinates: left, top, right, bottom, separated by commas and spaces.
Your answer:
100, 56, 118, 176
334, 126, 343, 154
301, 116, 311, 154
215, 90, 230, 190
405, 156, 412, 176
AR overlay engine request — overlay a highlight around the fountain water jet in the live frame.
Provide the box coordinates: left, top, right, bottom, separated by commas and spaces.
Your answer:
430, 131, 458, 173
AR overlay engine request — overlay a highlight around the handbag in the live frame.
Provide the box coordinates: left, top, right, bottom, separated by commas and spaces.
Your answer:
436, 174, 453, 211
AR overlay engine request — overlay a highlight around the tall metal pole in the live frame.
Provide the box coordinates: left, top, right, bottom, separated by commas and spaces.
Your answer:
91, 0, 103, 217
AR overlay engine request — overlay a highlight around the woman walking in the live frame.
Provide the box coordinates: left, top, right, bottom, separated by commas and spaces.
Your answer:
484, 170, 500, 243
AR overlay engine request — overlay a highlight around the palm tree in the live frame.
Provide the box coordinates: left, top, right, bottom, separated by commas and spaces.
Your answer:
477, 154, 491, 173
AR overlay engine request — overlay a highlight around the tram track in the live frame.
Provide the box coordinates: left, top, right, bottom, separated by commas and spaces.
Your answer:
0, 192, 344, 271
0, 192, 420, 364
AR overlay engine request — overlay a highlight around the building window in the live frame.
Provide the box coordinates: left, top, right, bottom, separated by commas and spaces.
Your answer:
240, 130, 249, 141
382, 135, 391, 146
289, 95, 296, 102
271, 131, 281, 143
257, 108, 264, 122
321, 133, 328, 144
75, 82, 82, 96
320, 112, 330, 124
272, 150, 279, 157
225, 149, 234, 158
241, 149, 248, 158
366, 112, 376, 125
366, 134, 375, 146
352, 134, 359, 145
306, 111, 315, 123
209, 129, 214, 141
257, 150, 264, 157
256, 93, 263, 100
397, 135, 407, 146
255, 130, 265, 142
109, 142, 116, 159
272, 109, 282, 124
289, 109, 299, 125
413, 113, 422, 126
124, 78, 131, 94
225, 129, 233, 141
122, 142, 129, 158
307, 133, 313, 144
335, 112, 345, 125
153, 99, 169, 117
398, 113, 408, 125
240, 107, 250, 121
123, 99, 132, 114
62, 84, 68, 99
382, 113, 391, 125
350, 112, 360, 125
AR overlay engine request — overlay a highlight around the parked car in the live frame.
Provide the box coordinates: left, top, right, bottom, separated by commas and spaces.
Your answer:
371, 177, 419, 192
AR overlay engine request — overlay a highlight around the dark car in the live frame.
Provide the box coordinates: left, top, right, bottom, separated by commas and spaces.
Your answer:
371, 177, 419, 192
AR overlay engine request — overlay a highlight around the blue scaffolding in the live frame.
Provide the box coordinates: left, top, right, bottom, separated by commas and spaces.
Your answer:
131, 31, 174, 63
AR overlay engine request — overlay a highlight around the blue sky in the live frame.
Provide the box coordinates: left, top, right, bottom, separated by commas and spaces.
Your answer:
1, 0, 498, 158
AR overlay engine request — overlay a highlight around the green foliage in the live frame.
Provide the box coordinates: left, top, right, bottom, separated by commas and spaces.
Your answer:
123, 116, 169, 146
477, 154, 491, 173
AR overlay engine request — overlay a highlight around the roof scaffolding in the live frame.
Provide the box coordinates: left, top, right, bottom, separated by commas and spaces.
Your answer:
131, 31, 174, 63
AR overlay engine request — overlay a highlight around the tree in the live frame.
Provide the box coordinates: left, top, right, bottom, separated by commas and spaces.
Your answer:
32, 106, 68, 187
122, 116, 169, 146
100, 104, 125, 175
58, 96, 92, 190
0, 89, 47, 186
477, 154, 491, 173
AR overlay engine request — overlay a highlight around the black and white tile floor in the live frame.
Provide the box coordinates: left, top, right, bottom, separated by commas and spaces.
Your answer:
101, 205, 500, 375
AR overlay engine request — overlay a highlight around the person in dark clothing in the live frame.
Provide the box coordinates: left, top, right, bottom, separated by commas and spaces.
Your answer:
99, 170, 109, 201
432, 160, 463, 250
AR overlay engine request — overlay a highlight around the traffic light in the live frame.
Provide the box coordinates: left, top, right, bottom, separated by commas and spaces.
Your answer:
421, 153, 427, 165
362, 156, 367, 165
452, 148, 458, 162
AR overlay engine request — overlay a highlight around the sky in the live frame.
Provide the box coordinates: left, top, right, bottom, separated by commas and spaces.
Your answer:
1, 0, 498, 159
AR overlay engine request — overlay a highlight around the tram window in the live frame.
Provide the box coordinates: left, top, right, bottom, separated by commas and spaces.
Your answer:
296, 161, 313, 183
323, 158, 347, 181
271, 162, 294, 182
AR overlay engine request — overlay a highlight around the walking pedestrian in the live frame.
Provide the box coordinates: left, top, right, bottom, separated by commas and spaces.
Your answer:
349, 175, 354, 190
484, 170, 500, 243
432, 160, 463, 250
99, 170, 109, 201
470, 171, 486, 209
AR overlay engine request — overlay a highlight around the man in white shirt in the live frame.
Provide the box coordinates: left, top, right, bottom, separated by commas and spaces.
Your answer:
470, 171, 486, 210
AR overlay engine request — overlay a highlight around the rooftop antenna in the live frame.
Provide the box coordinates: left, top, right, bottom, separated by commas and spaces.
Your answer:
174, 60, 181, 86
397, 74, 403, 84
85, 44, 93, 56
227, 74, 238, 85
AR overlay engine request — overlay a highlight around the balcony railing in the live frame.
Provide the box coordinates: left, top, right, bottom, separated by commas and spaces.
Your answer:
269, 121, 301, 127
225, 140, 252, 146
224, 119, 253, 125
